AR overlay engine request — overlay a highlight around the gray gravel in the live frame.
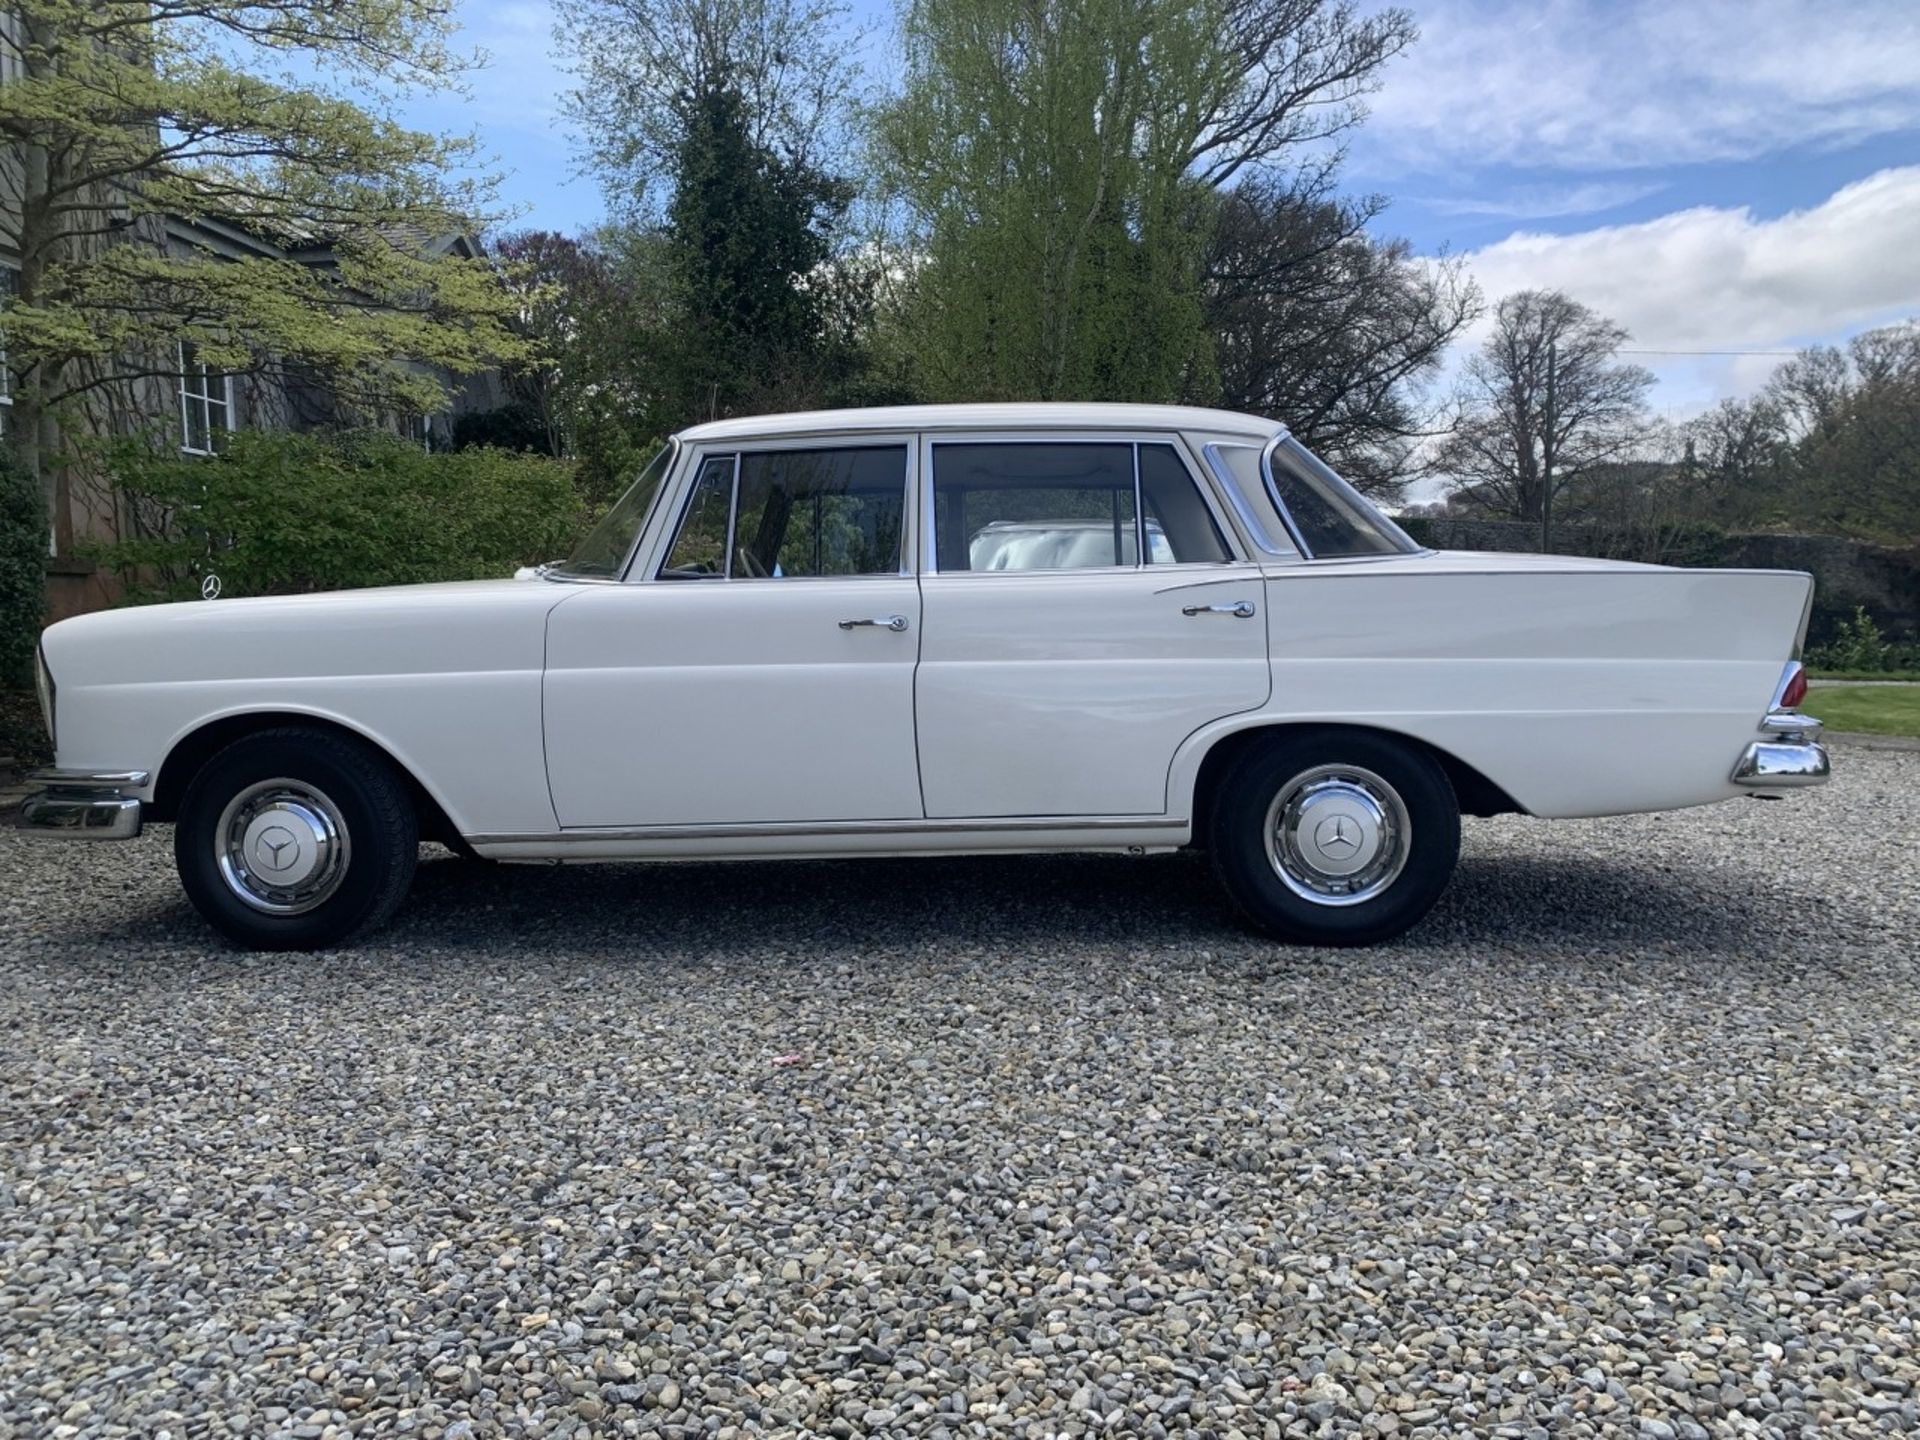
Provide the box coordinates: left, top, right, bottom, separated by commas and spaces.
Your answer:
3, 745, 1919, 1440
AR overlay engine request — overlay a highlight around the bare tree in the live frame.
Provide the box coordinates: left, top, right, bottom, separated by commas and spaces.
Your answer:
1192, 1, 1418, 187
1672, 395, 1790, 527
1436, 290, 1655, 550
1204, 170, 1479, 497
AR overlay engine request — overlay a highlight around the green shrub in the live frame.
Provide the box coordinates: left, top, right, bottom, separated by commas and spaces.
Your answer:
1804, 605, 1920, 673
96, 430, 587, 602
0, 449, 45, 688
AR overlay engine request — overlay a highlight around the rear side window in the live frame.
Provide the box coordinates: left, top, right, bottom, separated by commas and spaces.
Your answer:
931, 441, 1231, 572
660, 446, 907, 579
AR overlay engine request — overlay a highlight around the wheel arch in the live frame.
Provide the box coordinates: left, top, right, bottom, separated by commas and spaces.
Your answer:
1180, 719, 1525, 845
149, 708, 465, 847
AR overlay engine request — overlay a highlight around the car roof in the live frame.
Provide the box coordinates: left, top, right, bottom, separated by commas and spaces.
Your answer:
675, 402, 1286, 443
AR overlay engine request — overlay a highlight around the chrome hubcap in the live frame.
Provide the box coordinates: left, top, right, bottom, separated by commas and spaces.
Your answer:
1265, 764, 1410, 906
216, 779, 351, 914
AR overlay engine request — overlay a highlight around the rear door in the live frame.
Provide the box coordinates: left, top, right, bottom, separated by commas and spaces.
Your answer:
542, 439, 925, 828
913, 433, 1271, 818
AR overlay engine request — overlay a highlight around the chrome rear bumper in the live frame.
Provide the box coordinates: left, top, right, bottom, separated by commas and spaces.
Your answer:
18, 770, 149, 840
1732, 714, 1830, 790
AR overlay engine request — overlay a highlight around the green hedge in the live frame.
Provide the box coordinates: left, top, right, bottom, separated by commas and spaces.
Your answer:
0, 448, 45, 688
97, 431, 588, 603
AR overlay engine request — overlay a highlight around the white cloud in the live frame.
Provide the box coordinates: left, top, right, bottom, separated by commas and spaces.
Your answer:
1365, 0, 1920, 172
1451, 167, 1920, 417
1426, 180, 1665, 220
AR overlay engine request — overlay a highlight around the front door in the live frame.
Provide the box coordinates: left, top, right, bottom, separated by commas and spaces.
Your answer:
914, 436, 1272, 818
543, 441, 925, 828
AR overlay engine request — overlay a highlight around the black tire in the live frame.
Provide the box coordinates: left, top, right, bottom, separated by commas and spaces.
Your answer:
174, 726, 419, 951
1207, 729, 1459, 946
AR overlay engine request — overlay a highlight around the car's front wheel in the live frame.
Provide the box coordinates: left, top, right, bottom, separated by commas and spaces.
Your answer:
174, 727, 419, 950
1208, 730, 1460, 946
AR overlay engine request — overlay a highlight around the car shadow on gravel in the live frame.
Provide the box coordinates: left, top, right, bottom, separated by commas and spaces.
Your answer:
375, 844, 1779, 962
29, 833, 1783, 968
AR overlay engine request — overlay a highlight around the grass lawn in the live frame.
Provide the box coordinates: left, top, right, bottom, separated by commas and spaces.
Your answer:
1802, 684, 1920, 739
1808, 669, 1920, 682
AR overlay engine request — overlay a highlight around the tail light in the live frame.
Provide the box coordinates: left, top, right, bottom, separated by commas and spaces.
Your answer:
1779, 664, 1808, 710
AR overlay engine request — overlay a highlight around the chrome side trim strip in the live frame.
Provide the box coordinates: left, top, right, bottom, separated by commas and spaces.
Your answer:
467, 815, 1188, 847
30, 768, 152, 788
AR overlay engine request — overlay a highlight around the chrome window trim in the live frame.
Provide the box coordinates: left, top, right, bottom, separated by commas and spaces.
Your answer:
1258, 432, 1315, 558
921, 430, 1244, 575
648, 436, 918, 583
1202, 441, 1297, 559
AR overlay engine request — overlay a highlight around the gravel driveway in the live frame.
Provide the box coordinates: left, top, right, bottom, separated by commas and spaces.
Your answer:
4, 747, 1918, 1440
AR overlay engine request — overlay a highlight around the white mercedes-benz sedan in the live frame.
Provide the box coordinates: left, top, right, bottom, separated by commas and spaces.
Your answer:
23, 403, 1829, 950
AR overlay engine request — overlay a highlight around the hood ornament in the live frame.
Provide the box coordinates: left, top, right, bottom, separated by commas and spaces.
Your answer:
200, 573, 223, 601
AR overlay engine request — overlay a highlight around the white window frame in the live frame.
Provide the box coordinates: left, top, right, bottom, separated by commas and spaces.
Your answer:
178, 340, 233, 456
0, 12, 25, 88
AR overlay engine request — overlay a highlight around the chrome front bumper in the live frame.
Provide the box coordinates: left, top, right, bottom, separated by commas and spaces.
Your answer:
1732, 713, 1830, 790
18, 769, 149, 840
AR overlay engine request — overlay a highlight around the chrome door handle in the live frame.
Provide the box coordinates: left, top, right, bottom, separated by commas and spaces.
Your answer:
1182, 600, 1256, 618
839, 614, 910, 632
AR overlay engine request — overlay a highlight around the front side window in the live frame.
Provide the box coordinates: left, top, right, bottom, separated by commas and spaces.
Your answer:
178, 341, 232, 455
931, 441, 1230, 572
660, 445, 907, 580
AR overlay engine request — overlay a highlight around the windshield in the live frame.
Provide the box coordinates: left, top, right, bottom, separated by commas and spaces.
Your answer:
549, 443, 675, 579
1265, 436, 1421, 558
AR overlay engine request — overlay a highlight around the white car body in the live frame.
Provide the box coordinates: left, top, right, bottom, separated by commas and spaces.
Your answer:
25, 403, 1827, 945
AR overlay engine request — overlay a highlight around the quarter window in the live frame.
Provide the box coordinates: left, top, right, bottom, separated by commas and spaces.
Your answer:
931, 441, 1230, 572
660, 446, 907, 579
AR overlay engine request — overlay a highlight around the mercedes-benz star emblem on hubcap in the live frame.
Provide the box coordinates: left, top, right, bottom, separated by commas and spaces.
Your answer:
257, 828, 298, 871
1315, 815, 1360, 857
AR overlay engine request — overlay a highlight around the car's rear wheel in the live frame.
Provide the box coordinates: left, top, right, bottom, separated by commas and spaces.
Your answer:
1208, 730, 1459, 945
174, 727, 418, 950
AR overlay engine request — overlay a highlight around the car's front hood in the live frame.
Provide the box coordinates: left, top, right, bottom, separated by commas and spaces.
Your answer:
42, 576, 569, 688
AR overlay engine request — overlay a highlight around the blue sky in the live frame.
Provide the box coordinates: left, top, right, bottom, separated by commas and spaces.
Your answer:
412, 0, 1920, 420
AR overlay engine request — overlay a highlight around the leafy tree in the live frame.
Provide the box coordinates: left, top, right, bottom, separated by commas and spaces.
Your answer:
554, 0, 858, 220
1205, 172, 1479, 496
484, 231, 624, 459
0, 0, 528, 535
1769, 320, 1919, 542
662, 73, 856, 423
554, 0, 881, 436
875, 0, 1415, 403
1671, 395, 1791, 528
1436, 290, 1655, 549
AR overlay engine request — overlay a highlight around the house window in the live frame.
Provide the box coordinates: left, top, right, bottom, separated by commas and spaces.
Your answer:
0, 13, 24, 87
178, 341, 232, 455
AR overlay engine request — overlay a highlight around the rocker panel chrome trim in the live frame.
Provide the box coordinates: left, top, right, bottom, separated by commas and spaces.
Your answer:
465, 815, 1189, 847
